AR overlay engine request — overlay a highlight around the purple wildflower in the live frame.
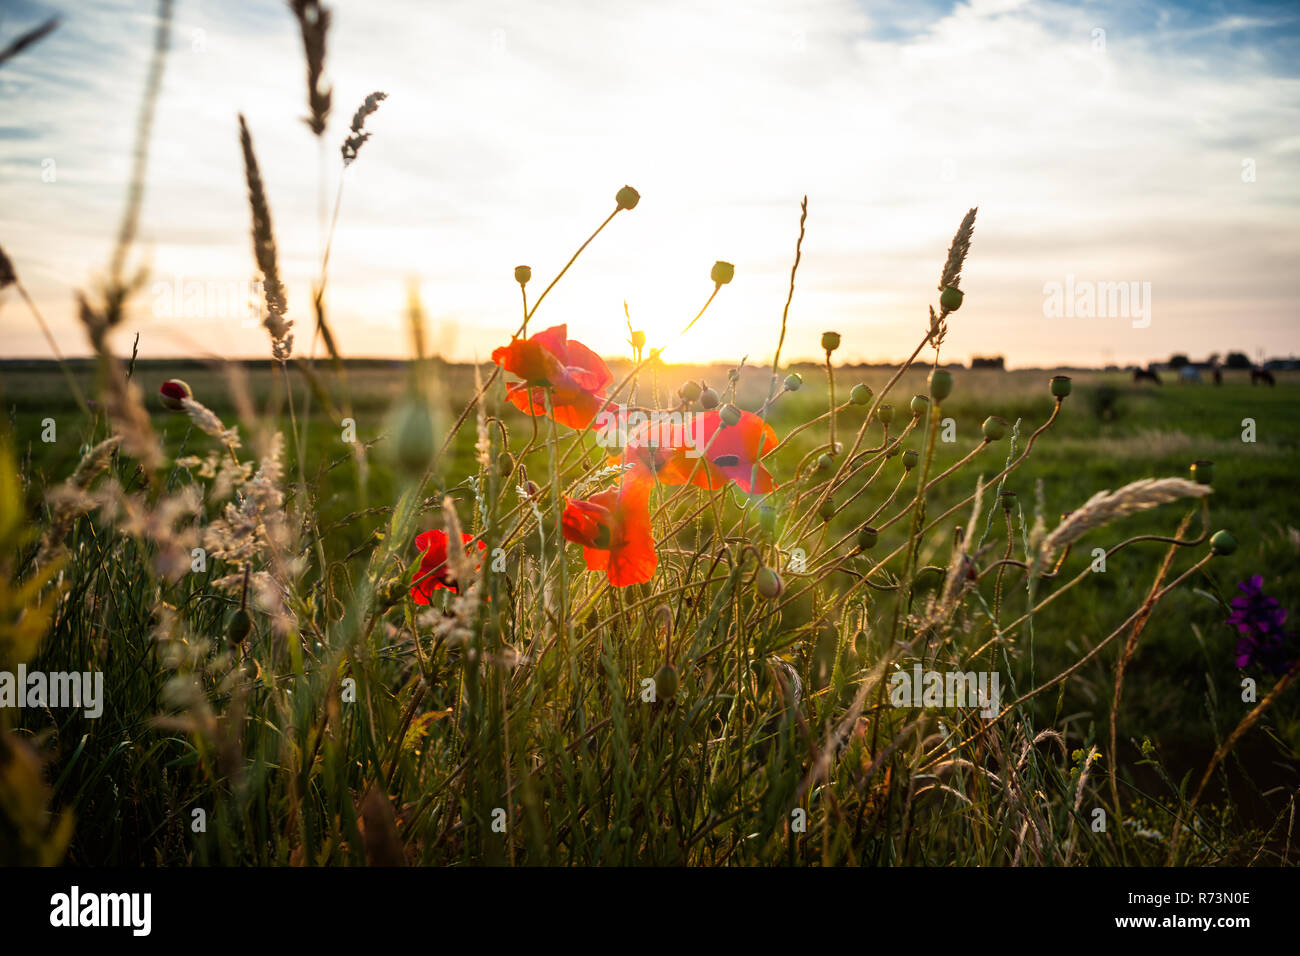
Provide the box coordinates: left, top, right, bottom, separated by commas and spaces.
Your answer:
1226, 575, 1297, 676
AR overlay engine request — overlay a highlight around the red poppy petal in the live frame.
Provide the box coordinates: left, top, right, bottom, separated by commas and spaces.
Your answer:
559, 338, 613, 393
547, 390, 608, 430
562, 498, 612, 548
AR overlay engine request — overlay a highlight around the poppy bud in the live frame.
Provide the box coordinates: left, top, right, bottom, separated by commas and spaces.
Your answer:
939, 286, 964, 312
679, 380, 702, 403
857, 526, 878, 550
699, 387, 720, 409
850, 383, 872, 406
711, 261, 735, 285
902, 449, 918, 470
821, 331, 841, 352
496, 452, 515, 478
928, 368, 953, 402
815, 453, 834, 473
982, 416, 1008, 441
228, 608, 252, 645
1210, 530, 1237, 555
1191, 460, 1213, 485
514, 265, 531, 285
654, 662, 679, 699
616, 185, 640, 210
719, 403, 742, 427
914, 565, 945, 590
877, 404, 894, 425
159, 379, 192, 411
525, 479, 541, 498
630, 330, 646, 350
1050, 375, 1072, 398
755, 566, 783, 599
818, 497, 836, 522
784, 373, 803, 392
910, 394, 930, 417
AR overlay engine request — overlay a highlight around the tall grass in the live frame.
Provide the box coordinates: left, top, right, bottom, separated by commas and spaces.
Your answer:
1, 1, 1296, 867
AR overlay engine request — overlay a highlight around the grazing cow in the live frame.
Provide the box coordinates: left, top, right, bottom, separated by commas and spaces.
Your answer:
1133, 366, 1163, 385
1179, 365, 1202, 384
1251, 367, 1276, 386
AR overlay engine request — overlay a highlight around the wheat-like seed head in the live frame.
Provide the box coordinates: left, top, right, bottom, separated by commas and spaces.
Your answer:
180, 397, 240, 448
237, 114, 293, 359
1035, 477, 1211, 570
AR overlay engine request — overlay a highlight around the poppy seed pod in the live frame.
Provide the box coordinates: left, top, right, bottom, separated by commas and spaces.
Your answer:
999, 490, 1017, 512
699, 386, 720, 409
616, 185, 640, 210
679, 380, 702, 403
928, 368, 954, 402
654, 662, 679, 699
784, 372, 803, 392
857, 526, 878, 550
982, 415, 1008, 441
1191, 460, 1213, 485
1210, 530, 1237, 555
821, 331, 841, 352
711, 261, 735, 285
514, 265, 531, 285
939, 286, 964, 312
850, 383, 872, 406
1050, 375, 1072, 398
910, 394, 930, 417
159, 379, 192, 411
818, 497, 836, 521
877, 404, 894, 425
902, 449, 918, 470
755, 566, 783, 600
719, 403, 742, 427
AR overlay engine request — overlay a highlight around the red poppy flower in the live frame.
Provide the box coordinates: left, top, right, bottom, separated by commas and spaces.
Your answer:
617, 409, 778, 494
491, 324, 615, 429
561, 467, 656, 587
411, 530, 486, 603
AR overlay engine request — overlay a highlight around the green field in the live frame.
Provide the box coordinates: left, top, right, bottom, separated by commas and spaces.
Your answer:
4, 355, 1298, 864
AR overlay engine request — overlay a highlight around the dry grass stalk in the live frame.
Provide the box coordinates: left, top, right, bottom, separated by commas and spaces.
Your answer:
1036, 478, 1211, 570
289, 0, 331, 136
342, 92, 387, 166
238, 114, 293, 360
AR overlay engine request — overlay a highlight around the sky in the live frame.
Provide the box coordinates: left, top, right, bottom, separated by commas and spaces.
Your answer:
1, 0, 1298, 368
